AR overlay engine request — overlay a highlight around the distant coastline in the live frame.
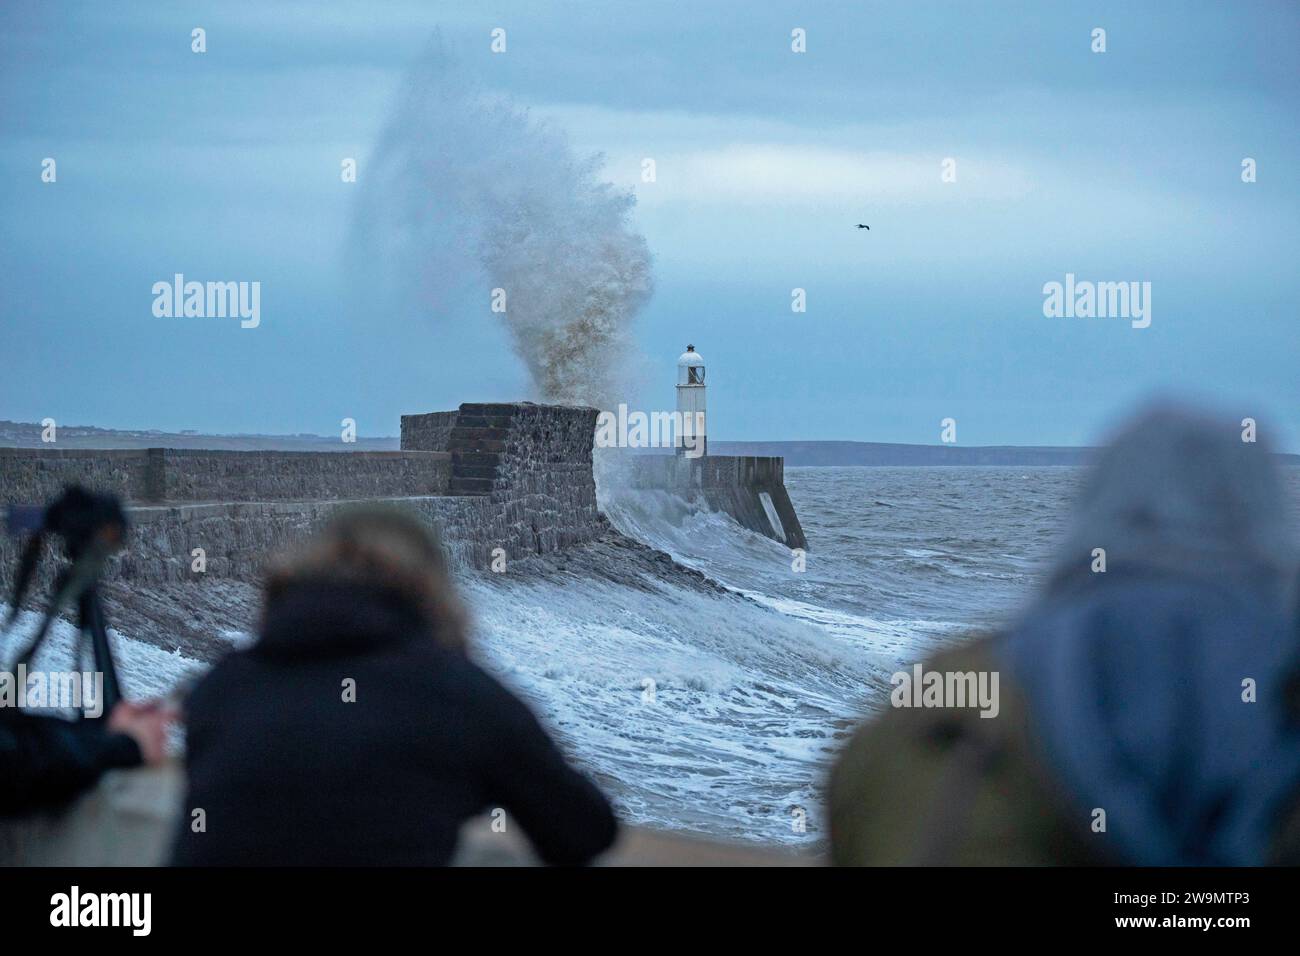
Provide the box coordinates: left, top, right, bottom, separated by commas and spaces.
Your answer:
707, 441, 1097, 467
645, 441, 1300, 468
0, 420, 399, 452
3, 421, 1296, 467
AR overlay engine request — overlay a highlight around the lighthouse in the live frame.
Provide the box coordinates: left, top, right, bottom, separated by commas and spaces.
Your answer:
675, 344, 707, 457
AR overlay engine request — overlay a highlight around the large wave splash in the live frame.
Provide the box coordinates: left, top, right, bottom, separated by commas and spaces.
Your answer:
353, 36, 653, 409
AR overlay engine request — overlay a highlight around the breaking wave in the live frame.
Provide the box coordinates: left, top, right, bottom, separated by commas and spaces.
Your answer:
352, 34, 653, 410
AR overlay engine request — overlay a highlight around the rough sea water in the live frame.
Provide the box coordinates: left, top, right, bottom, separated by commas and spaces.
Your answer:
464, 464, 1300, 847
458, 466, 1063, 847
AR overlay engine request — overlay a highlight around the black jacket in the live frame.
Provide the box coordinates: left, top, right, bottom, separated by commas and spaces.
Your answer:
0, 709, 142, 816
171, 581, 618, 866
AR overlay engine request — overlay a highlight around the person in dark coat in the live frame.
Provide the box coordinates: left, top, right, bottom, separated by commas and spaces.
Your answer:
831, 403, 1300, 865
171, 507, 618, 866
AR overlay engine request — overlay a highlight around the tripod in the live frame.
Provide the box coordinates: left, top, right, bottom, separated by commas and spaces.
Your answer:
6, 493, 126, 721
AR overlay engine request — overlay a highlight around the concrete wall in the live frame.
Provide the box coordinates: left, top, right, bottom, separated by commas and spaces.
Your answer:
630, 455, 807, 550
403, 402, 607, 554
0, 491, 581, 609
98, 496, 506, 583
0, 404, 608, 590
0, 447, 450, 506
400, 411, 459, 454
0, 448, 152, 507
160, 449, 450, 502
0, 406, 801, 593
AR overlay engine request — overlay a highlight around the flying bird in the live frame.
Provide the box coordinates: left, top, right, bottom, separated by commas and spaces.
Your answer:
856, 224, 870, 230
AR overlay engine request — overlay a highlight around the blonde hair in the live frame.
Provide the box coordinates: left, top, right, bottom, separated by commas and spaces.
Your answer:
263, 505, 469, 652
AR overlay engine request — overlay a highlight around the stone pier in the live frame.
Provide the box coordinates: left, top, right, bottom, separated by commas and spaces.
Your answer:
0, 402, 807, 618
628, 454, 807, 551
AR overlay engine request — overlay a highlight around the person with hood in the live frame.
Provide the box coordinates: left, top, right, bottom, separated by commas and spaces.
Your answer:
829, 403, 1300, 865
171, 506, 618, 866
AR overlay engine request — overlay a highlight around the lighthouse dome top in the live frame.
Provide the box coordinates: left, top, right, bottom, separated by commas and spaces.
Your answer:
677, 345, 705, 385
677, 345, 705, 367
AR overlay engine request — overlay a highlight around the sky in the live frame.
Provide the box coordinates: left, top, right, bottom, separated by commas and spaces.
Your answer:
1, 0, 1297, 448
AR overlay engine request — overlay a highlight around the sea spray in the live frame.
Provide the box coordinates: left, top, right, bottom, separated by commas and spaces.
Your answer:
352, 36, 653, 412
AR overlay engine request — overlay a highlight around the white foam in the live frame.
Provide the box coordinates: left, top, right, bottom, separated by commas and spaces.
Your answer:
0, 603, 206, 709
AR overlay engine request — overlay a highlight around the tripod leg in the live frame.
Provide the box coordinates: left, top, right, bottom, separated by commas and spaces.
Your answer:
12, 568, 71, 672
81, 586, 123, 715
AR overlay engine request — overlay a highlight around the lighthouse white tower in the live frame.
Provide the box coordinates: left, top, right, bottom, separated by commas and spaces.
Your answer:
675, 344, 707, 457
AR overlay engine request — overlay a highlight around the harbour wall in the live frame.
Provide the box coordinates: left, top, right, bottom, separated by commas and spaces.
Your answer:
629, 454, 807, 551
0, 404, 604, 592
0, 447, 450, 506
0, 403, 804, 598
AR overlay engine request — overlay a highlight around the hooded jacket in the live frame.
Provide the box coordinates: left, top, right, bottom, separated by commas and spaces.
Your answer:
998, 404, 1300, 865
